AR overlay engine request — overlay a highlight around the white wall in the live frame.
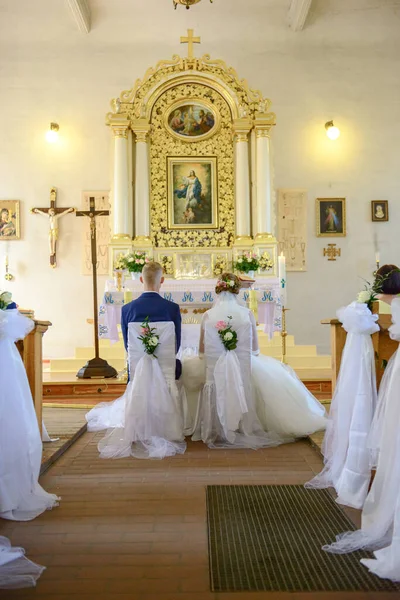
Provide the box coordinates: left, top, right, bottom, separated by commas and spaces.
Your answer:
0, 0, 399, 357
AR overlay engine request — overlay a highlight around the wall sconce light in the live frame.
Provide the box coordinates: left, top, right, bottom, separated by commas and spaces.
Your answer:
46, 122, 59, 143
325, 120, 340, 140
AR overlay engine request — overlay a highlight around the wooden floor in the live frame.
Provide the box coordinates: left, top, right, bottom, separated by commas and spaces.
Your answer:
1, 429, 390, 600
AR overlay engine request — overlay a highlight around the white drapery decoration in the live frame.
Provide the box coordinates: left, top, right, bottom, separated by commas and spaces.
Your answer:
0, 309, 59, 521
0, 537, 45, 589
191, 299, 283, 449
88, 322, 187, 459
323, 298, 400, 583
305, 302, 379, 509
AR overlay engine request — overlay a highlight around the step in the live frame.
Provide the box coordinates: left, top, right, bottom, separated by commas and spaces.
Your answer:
50, 357, 126, 372
75, 346, 126, 360
258, 345, 317, 357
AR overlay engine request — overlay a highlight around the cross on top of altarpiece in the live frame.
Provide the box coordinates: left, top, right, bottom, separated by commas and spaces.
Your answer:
180, 29, 201, 60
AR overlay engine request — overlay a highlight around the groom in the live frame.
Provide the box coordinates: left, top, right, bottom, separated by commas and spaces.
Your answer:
121, 261, 182, 379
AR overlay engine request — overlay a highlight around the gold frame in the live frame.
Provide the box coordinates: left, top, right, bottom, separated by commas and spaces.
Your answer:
371, 200, 389, 222
316, 198, 346, 237
167, 156, 218, 230
0, 200, 20, 240
163, 98, 220, 143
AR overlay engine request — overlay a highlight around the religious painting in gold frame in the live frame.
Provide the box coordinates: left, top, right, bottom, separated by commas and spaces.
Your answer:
0, 200, 20, 240
316, 198, 346, 237
164, 99, 219, 143
167, 157, 218, 230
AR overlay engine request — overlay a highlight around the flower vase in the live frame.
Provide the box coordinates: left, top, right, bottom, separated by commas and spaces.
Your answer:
131, 272, 141, 281
247, 270, 255, 279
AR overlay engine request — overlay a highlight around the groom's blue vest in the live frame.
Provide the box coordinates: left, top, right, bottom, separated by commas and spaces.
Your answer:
121, 292, 182, 379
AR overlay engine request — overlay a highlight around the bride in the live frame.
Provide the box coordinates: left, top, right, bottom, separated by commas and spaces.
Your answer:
182, 273, 327, 440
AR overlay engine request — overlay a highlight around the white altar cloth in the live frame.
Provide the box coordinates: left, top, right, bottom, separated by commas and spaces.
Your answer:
99, 278, 281, 343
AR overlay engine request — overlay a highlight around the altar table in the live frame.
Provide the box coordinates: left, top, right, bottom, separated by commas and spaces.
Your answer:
99, 278, 281, 343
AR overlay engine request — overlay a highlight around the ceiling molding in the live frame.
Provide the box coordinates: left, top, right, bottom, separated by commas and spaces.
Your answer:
288, 0, 313, 32
67, 0, 91, 34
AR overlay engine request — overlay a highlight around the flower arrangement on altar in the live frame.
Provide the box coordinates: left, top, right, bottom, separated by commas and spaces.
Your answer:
0, 290, 12, 310
213, 255, 229, 277
160, 255, 174, 275
121, 251, 151, 273
138, 317, 160, 357
258, 251, 274, 272
216, 317, 238, 351
234, 252, 259, 274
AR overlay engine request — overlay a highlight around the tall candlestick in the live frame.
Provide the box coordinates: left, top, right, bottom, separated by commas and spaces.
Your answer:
375, 251, 380, 267
5, 254, 8, 268
278, 252, 287, 305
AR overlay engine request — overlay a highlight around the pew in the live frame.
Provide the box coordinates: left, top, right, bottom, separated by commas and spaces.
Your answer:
15, 311, 51, 436
322, 301, 398, 393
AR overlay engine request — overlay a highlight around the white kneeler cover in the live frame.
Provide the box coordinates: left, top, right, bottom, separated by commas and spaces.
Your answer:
305, 301, 379, 508
97, 322, 186, 459
324, 298, 400, 582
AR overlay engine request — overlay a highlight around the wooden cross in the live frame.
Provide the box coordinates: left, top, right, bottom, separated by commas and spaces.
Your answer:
75, 197, 117, 379
31, 187, 75, 267
180, 29, 201, 60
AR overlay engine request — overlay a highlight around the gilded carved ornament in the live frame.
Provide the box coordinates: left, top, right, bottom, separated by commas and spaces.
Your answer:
106, 53, 276, 129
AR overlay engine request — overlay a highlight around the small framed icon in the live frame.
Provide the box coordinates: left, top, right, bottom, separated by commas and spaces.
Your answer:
371, 200, 389, 222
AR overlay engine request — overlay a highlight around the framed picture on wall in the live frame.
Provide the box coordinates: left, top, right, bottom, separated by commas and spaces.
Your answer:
316, 198, 346, 237
167, 156, 218, 229
0, 200, 20, 240
371, 200, 389, 222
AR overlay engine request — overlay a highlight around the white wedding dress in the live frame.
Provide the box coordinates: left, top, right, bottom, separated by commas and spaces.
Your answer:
324, 298, 400, 582
0, 309, 59, 521
182, 292, 327, 442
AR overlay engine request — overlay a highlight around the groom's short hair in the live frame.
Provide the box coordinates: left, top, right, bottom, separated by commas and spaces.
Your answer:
142, 261, 163, 285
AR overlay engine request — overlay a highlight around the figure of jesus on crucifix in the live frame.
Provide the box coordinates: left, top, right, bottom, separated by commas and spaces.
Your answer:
31, 188, 75, 267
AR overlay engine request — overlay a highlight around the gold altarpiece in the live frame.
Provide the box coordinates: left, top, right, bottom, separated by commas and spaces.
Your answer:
106, 33, 278, 278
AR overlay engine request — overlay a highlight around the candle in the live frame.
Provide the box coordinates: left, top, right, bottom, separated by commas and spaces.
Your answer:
375, 252, 380, 265
5, 255, 8, 268
124, 290, 133, 305
278, 252, 287, 306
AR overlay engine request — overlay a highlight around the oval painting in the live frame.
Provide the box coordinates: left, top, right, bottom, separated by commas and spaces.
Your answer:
165, 101, 218, 141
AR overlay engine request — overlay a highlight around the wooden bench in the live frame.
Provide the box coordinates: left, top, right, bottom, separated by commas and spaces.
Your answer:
15, 312, 51, 436
322, 301, 398, 393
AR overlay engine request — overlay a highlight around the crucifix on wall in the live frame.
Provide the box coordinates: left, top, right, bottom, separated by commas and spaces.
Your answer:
31, 187, 75, 268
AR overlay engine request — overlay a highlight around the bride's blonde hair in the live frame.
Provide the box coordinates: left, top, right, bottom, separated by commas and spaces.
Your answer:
215, 272, 241, 295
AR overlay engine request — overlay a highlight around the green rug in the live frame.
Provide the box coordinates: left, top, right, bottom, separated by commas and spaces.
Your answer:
206, 485, 400, 592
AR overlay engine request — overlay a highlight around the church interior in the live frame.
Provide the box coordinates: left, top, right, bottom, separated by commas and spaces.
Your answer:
1, 0, 400, 597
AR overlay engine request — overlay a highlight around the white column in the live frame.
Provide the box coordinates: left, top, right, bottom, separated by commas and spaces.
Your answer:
132, 122, 151, 246
111, 123, 131, 240
255, 127, 273, 238
233, 119, 252, 243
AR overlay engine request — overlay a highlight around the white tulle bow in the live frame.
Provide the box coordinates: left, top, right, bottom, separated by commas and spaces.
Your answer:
337, 301, 379, 335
